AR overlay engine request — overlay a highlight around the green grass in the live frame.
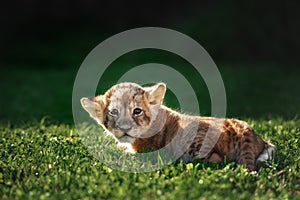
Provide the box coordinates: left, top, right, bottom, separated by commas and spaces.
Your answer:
0, 119, 299, 199
0, 57, 300, 199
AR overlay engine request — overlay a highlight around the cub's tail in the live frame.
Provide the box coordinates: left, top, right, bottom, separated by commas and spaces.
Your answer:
256, 142, 276, 169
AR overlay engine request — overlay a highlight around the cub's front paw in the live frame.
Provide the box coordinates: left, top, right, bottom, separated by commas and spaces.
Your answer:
117, 143, 136, 154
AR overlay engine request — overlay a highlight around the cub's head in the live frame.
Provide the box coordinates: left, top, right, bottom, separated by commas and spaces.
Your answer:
80, 82, 166, 139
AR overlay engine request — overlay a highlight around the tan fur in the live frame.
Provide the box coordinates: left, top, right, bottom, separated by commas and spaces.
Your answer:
81, 82, 276, 171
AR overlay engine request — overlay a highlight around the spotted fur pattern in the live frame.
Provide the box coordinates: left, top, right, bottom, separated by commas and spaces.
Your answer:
81, 82, 276, 171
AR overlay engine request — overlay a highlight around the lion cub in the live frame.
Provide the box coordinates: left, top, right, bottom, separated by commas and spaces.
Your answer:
81, 82, 275, 171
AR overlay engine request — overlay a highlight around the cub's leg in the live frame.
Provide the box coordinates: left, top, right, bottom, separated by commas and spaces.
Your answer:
236, 130, 265, 171
237, 149, 257, 171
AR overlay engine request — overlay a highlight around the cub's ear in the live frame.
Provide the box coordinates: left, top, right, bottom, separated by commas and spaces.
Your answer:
80, 95, 106, 124
145, 83, 166, 105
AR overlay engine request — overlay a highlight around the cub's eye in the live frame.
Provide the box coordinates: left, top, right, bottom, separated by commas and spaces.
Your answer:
133, 108, 143, 116
109, 109, 119, 116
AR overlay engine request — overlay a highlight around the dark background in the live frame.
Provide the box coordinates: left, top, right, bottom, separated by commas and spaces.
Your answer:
1, 0, 299, 67
0, 0, 299, 123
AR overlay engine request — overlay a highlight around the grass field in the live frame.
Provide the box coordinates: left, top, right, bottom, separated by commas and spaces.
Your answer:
0, 57, 300, 199
1, 118, 299, 199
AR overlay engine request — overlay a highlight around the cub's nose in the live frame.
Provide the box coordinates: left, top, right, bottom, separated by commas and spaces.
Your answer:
116, 119, 133, 132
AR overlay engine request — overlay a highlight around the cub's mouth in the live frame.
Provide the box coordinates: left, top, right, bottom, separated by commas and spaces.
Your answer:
123, 133, 136, 139
124, 133, 131, 137
115, 131, 134, 139
117, 132, 136, 143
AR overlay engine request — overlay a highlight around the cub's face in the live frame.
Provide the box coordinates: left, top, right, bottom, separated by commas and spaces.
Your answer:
81, 82, 166, 139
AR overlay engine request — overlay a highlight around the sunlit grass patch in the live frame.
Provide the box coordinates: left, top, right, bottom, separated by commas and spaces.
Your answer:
0, 118, 299, 199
